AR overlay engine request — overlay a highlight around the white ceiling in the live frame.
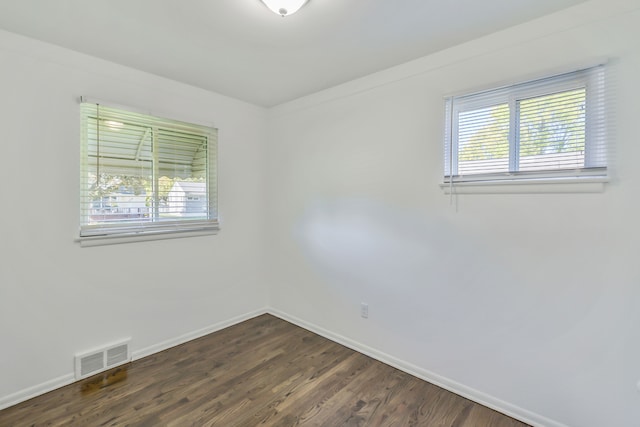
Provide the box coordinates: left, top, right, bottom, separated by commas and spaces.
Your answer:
0, 0, 586, 107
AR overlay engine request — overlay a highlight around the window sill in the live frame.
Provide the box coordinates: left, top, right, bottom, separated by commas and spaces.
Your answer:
440, 176, 608, 194
76, 228, 219, 247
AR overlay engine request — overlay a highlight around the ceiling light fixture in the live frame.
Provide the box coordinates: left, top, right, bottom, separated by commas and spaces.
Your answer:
260, 0, 309, 17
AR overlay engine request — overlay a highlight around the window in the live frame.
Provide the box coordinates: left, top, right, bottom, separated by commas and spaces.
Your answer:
444, 66, 607, 190
79, 101, 218, 245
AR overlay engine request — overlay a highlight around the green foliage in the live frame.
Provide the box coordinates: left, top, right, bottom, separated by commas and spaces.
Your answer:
158, 176, 174, 203
458, 88, 586, 162
459, 104, 509, 161
519, 89, 585, 157
89, 174, 205, 204
89, 174, 148, 199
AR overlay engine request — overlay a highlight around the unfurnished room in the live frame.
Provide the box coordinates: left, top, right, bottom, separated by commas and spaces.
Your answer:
0, 0, 639, 426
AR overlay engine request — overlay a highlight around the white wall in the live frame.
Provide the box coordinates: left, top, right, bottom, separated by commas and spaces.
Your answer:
0, 30, 269, 406
266, 1, 640, 426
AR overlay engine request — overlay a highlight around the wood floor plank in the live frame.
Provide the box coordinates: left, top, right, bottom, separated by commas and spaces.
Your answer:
0, 314, 530, 427
248, 352, 374, 426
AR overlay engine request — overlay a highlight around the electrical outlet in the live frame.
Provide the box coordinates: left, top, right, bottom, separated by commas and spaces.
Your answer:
361, 302, 369, 319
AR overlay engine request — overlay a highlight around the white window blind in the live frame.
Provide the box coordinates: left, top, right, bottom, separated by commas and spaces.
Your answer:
79, 101, 218, 245
444, 65, 607, 186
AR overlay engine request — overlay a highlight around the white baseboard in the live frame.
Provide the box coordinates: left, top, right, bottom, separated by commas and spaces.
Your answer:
0, 308, 268, 412
1, 306, 567, 427
268, 308, 568, 427
131, 308, 268, 361
0, 373, 75, 411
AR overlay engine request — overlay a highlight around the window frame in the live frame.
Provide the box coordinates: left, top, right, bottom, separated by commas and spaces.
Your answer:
78, 99, 219, 246
443, 65, 608, 193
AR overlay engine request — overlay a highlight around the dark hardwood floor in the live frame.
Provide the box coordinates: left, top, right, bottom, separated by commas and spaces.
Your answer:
0, 314, 530, 426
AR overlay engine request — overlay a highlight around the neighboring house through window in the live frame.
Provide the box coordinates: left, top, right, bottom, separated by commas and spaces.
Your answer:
79, 100, 218, 245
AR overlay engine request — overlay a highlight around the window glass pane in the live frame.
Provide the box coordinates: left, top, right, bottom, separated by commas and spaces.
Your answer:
518, 88, 586, 171
156, 129, 208, 220
458, 103, 509, 175
86, 118, 153, 225
443, 65, 606, 187
162, 179, 207, 219
79, 102, 218, 242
